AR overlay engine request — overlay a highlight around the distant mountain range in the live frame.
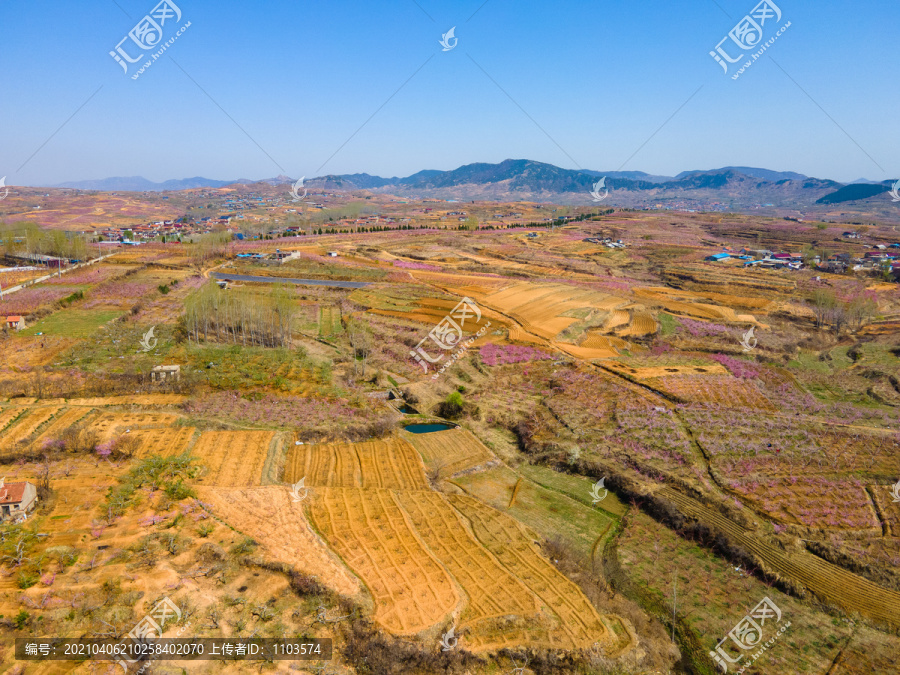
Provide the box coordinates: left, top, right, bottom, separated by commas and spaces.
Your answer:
47, 161, 898, 211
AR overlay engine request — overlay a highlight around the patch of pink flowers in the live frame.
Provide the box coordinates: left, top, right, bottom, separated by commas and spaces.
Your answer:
677, 317, 734, 338
709, 354, 763, 379
392, 260, 441, 271
480, 343, 554, 366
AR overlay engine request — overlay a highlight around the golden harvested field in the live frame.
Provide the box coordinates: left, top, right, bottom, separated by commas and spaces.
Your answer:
0, 406, 62, 445
130, 426, 196, 457
634, 286, 774, 312
284, 438, 427, 488
402, 428, 494, 477
85, 412, 179, 440
395, 491, 543, 651
0, 407, 27, 434
191, 430, 275, 487
35, 407, 95, 440
448, 494, 616, 650
580, 333, 630, 351
66, 394, 188, 406
309, 487, 460, 634
196, 486, 361, 597
618, 311, 657, 336
0, 336, 77, 368
645, 374, 776, 409
604, 362, 729, 380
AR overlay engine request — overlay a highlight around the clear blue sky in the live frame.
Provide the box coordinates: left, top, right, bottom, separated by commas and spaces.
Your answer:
1, 0, 897, 185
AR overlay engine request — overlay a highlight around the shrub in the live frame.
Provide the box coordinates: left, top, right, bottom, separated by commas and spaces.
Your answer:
435, 391, 464, 419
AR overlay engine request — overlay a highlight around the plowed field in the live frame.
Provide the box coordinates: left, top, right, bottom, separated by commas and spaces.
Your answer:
308, 487, 460, 634
284, 438, 427, 488
402, 428, 494, 477
191, 430, 274, 487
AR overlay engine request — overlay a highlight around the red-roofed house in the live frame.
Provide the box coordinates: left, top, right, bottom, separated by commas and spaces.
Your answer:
0, 480, 37, 520
4, 316, 25, 331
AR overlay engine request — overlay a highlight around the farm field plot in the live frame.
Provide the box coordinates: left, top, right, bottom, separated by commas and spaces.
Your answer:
517, 464, 628, 518
308, 487, 460, 635
317, 305, 342, 337
35, 407, 95, 441
85, 412, 179, 440
401, 427, 494, 477
284, 438, 427, 488
730, 477, 879, 530
644, 374, 776, 409
21, 309, 124, 338
0, 407, 27, 434
191, 430, 274, 487
871, 485, 900, 536
580, 332, 630, 352
0, 336, 77, 368
130, 426, 196, 457
604, 362, 728, 379
634, 286, 774, 312
452, 465, 616, 561
196, 485, 360, 597
448, 494, 615, 650
67, 394, 188, 406
659, 488, 900, 627
0, 406, 62, 445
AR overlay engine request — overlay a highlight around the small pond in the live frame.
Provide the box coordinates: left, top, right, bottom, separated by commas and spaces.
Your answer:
404, 423, 456, 434
397, 404, 419, 415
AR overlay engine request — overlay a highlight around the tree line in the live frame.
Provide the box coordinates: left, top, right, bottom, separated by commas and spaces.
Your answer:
183, 281, 296, 347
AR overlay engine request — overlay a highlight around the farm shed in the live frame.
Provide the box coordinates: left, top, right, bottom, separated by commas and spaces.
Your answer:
0, 480, 37, 521
151, 365, 181, 383
4, 316, 25, 330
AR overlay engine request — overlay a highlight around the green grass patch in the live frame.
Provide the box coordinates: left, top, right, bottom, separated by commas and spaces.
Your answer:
452, 465, 615, 560
517, 464, 628, 518
22, 309, 123, 338
657, 312, 676, 336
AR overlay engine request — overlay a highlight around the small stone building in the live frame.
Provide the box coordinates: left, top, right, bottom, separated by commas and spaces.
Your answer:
151, 365, 181, 383
4, 316, 25, 331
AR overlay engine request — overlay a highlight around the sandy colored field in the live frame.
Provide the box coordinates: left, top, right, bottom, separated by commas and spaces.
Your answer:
449, 494, 617, 650
309, 487, 460, 634
0, 406, 62, 445
395, 490, 544, 651
605, 362, 729, 380
402, 427, 494, 477
0, 336, 77, 369
191, 430, 274, 487
645, 374, 776, 410
130, 426, 196, 457
36, 407, 95, 440
634, 286, 774, 312
580, 332, 630, 351
196, 485, 361, 597
67, 394, 188, 406
284, 437, 427, 489
0, 406, 27, 433
86, 412, 179, 440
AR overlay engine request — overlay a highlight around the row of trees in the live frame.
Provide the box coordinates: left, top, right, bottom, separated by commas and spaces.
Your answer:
810, 289, 877, 333
0, 222, 93, 261
183, 282, 296, 347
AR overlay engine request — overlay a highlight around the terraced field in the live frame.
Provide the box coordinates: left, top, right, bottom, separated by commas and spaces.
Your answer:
284, 438, 427, 488
448, 494, 614, 649
197, 485, 361, 596
308, 487, 460, 634
395, 491, 541, 650
402, 428, 494, 477
85, 412, 179, 440
660, 488, 900, 627
0, 406, 62, 445
130, 427, 196, 457
191, 430, 275, 487
35, 407, 95, 440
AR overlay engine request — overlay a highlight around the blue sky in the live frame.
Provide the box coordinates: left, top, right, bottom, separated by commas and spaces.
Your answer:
1, 0, 897, 185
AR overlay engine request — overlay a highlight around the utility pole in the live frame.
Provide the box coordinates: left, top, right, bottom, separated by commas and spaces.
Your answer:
672, 572, 677, 643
